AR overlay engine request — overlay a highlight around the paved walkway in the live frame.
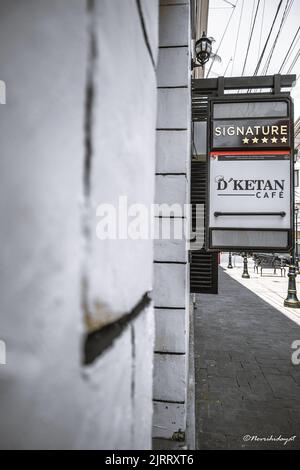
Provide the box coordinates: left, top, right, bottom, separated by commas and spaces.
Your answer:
222, 254, 300, 326
194, 267, 300, 450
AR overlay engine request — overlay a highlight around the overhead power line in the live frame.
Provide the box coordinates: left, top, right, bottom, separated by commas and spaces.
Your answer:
222, 0, 236, 7
262, 0, 294, 75
231, 0, 244, 76
253, 0, 283, 76
278, 25, 300, 73
258, 0, 266, 62
224, 57, 233, 76
206, 1, 237, 78
287, 48, 300, 73
241, 0, 261, 76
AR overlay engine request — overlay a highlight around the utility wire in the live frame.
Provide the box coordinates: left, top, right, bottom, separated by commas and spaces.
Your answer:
287, 48, 300, 73
241, 0, 261, 76
261, 0, 290, 74
286, 34, 300, 68
262, 0, 293, 75
249, 0, 256, 31
252, 0, 264, 94
206, 2, 237, 78
253, 0, 283, 75
231, 0, 244, 76
258, 0, 266, 62
242, 0, 256, 78
222, 0, 236, 7
278, 25, 300, 73
224, 57, 233, 76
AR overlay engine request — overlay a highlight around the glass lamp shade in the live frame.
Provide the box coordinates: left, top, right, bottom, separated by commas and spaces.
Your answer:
195, 35, 212, 66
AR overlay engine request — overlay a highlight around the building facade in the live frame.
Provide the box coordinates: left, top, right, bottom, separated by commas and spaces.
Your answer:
0, 0, 207, 449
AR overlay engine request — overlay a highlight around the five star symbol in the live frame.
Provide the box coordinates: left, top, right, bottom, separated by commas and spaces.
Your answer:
241, 135, 288, 145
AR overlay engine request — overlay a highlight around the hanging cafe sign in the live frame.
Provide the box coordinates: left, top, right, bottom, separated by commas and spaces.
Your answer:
207, 97, 294, 252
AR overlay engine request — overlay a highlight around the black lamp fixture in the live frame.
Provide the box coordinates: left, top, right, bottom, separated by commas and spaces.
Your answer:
192, 32, 221, 69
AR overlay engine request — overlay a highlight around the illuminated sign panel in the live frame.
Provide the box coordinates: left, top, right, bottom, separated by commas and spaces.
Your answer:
207, 97, 293, 252
212, 119, 290, 149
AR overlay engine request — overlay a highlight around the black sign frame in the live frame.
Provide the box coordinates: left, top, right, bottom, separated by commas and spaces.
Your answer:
206, 94, 294, 253
210, 95, 292, 151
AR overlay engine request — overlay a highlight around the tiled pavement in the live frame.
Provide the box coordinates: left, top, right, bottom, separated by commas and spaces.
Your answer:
194, 267, 300, 450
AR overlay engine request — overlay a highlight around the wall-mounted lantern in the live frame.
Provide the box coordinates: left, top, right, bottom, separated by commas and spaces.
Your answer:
192, 32, 221, 69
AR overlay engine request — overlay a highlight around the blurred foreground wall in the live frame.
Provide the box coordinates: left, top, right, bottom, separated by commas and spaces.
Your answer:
0, 0, 158, 449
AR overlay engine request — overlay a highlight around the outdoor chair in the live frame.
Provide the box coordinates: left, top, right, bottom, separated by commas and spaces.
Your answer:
258, 257, 286, 277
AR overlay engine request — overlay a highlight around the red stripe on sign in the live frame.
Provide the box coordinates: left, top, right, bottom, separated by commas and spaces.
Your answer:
210, 150, 290, 156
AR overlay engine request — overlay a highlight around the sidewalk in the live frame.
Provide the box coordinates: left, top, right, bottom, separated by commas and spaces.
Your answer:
194, 265, 300, 450
222, 253, 300, 326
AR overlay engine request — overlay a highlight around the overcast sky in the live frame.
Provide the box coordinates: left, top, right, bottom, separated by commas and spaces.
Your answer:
207, 0, 300, 119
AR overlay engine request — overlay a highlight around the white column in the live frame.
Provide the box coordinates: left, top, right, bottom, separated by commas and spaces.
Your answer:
153, 0, 191, 441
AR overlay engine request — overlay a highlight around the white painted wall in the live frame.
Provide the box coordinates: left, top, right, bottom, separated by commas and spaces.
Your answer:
153, 0, 191, 441
0, 0, 158, 450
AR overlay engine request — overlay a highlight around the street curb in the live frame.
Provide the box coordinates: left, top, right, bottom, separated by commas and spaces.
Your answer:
186, 294, 196, 450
